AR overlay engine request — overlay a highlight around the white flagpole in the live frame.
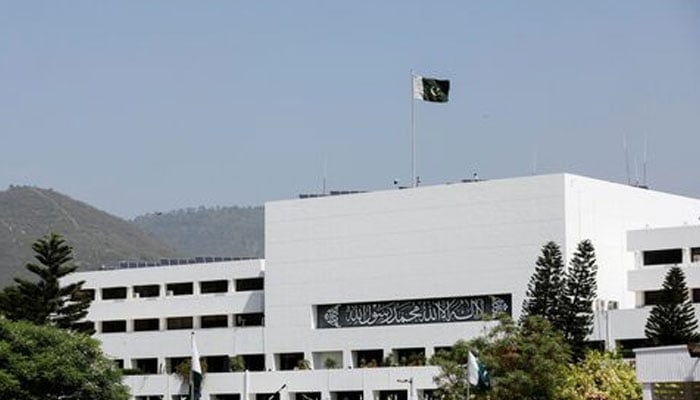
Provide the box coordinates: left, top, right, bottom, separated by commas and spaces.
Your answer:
411, 71, 416, 188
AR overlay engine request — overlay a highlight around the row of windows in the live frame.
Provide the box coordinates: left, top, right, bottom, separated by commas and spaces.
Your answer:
642, 248, 700, 266
121, 347, 442, 376
136, 389, 438, 400
100, 313, 264, 333
83, 277, 264, 300
643, 288, 700, 306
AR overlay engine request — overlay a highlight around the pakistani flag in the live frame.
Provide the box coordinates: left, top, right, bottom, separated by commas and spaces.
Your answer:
413, 75, 450, 102
190, 334, 202, 400
467, 351, 490, 390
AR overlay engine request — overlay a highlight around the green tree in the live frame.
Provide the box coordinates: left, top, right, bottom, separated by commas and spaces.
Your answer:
0, 318, 129, 400
0, 233, 94, 334
522, 241, 567, 331
433, 315, 571, 400
558, 350, 641, 400
645, 266, 700, 345
562, 240, 598, 361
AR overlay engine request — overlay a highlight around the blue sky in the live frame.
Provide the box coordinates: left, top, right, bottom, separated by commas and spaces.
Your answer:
1, 1, 699, 218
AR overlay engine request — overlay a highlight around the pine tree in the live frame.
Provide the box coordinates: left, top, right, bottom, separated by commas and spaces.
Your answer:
521, 241, 566, 332
561, 239, 598, 361
645, 266, 700, 346
0, 233, 94, 334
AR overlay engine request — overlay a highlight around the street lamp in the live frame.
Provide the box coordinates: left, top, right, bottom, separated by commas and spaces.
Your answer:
396, 378, 414, 400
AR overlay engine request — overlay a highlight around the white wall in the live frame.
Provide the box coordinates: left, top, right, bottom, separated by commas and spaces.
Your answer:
563, 175, 700, 309
264, 174, 569, 358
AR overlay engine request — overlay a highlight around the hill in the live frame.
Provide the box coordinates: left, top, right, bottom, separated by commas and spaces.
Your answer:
0, 186, 178, 288
133, 206, 264, 259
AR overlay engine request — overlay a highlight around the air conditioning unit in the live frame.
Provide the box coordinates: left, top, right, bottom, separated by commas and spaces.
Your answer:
607, 300, 619, 310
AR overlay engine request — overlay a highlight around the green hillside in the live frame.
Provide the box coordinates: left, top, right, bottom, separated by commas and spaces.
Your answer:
133, 206, 264, 259
0, 186, 178, 288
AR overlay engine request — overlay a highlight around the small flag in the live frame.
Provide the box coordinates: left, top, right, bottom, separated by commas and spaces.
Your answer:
467, 351, 490, 390
191, 334, 202, 400
413, 75, 450, 102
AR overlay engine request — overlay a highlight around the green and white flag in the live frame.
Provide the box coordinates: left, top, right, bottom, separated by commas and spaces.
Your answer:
467, 351, 490, 390
413, 75, 450, 102
191, 334, 202, 400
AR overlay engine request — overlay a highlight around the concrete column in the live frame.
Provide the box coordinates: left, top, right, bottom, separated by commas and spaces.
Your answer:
193, 281, 200, 295
424, 347, 435, 360
642, 383, 652, 400
343, 349, 353, 369
683, 248, 691, 264
266, 353, 276, 371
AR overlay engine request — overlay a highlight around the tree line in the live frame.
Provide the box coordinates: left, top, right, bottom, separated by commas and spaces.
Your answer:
434, 239, 700, 400
0, 233, 128, 400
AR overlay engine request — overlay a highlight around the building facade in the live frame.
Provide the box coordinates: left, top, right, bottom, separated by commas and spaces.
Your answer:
65, 174, 700, 400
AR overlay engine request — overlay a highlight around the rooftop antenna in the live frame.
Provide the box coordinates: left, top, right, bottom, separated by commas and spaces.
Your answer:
623, 134, 631, 185
633, 155, 640, 186
322, 153, 328, 195
532, 146, 538, 175
643, 134, 648, 187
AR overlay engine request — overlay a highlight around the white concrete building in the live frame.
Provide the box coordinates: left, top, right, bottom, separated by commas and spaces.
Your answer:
66, 173, 700, 400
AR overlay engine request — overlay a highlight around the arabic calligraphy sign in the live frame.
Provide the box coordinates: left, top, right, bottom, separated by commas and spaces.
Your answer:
317, 293, 511, 329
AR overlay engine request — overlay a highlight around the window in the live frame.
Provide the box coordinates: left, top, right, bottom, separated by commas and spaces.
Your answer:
240, 354, 265, 371
693, 289, 700, 303
132, 358, 158, 374
134, 318, 160, 331
201, 315, 229, 328
379, 391, 407, 400
167, 357, 189, 374
102, 287, 127, 300
167, 317, 193, 330
213, 395, 241, 400
296, 393, 321, 400
205, 355, 230, 373
277, 352, 305, 370
693, 248, 700, 263
332, 392, 363, 400
81, 289, 95, 300
643, 249, 682, 266
101, 320, 127, 333
394, 348, 426, 366
235, 277, 264, 291
644, 290, 664, 306
234, 313, 264, 327
353, 349, 383, 368
114, 359, 124, 369
201, 280, 229, 294
166, 282, 193, 296
434, 346, 452, 356
257, 394, 279, 400
133, 285, 160, 298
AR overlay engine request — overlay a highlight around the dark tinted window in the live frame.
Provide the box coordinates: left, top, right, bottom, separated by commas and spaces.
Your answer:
134, 318, 159, 331
201, 280, 229, 294
102, 287, 127, 300
166, 282, 193, 296
102, 320, 127, 333
643, 249, 682, 266
234, 313, 264, 327
167, 316, 193, 330
235, 278, 263, 291
202, 315, 229, 328
644, 290, 664, 306
134, 285, 160, 298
